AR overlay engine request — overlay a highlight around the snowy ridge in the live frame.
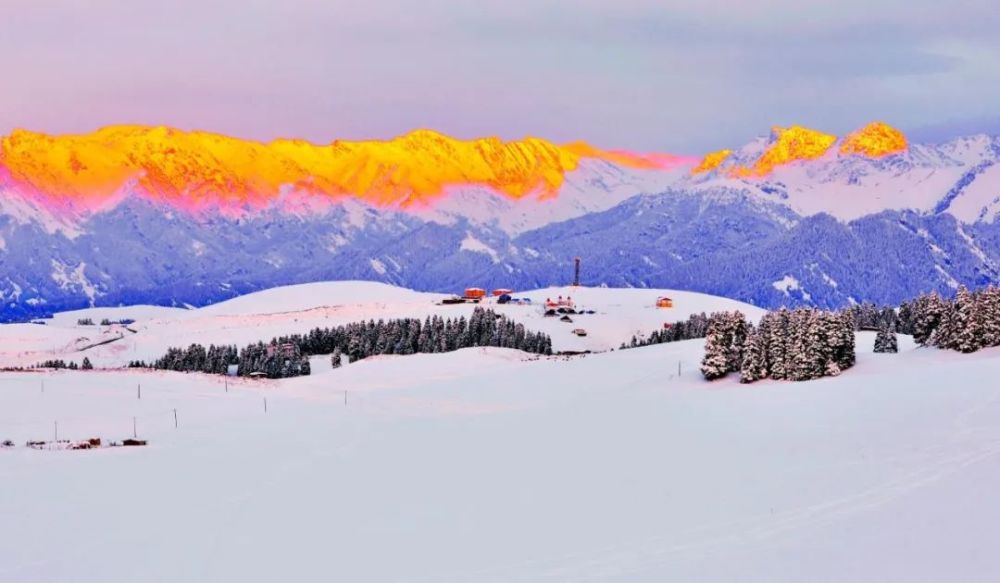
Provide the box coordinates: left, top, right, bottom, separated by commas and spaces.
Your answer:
2, 132, 1000, 320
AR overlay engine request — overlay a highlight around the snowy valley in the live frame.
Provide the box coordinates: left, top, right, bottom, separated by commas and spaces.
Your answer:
3, 282, 1000, 581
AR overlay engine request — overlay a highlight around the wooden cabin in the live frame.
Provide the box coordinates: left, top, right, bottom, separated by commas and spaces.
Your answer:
656, 297, 674, 308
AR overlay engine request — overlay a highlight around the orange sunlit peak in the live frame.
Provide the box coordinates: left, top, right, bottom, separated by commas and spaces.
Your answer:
0, 126, 684, 213
839, 122, 908, 158
692, 149, 732, 175
729, 125, 838, 177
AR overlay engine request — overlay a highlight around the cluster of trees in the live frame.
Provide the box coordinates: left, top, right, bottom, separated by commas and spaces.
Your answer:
905, 285, 1000, 353
152, 344, 241, 375
702, 308, 856, 383
296, 308, 553, 360
35, 359, 91, 370
619, 313, 712, 350
148, 308, 553, 379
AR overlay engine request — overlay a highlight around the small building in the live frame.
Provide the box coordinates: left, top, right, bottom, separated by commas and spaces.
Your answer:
492, 288, 514, 297
656, 297, 674, 308
463, 287, 486, 300
545, 295, 576, 309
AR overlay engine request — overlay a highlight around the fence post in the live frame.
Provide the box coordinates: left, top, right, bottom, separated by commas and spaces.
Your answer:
133, 416, 137, 438
173, 409, 178, 429
264, 397, 267, 413
137, 384, 141, 400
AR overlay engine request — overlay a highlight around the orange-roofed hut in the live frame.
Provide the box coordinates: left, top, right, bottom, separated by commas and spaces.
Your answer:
463, 288, 486, 300
656, 297, 673, 308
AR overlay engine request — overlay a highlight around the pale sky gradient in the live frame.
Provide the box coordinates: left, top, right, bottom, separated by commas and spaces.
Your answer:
2, 0, 998, 152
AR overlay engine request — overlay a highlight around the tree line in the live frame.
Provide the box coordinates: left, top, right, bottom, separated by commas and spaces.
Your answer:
619, 312, 713, 350
904, 285, 1000, 353
702, 308, 856, 383
35, 357, 93, 370
146, 307, 554, 379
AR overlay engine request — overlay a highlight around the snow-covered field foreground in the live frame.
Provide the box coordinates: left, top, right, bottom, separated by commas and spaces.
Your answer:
3, 284, 1000, 581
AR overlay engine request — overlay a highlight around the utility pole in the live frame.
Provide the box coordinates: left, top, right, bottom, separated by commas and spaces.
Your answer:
573, 257, 581, 287
133, 416, 137, 438
173, 409, 178, 429
137, 383, 141, 400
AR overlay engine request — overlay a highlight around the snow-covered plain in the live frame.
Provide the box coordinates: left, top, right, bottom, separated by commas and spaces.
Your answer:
2, 283, 1000, 582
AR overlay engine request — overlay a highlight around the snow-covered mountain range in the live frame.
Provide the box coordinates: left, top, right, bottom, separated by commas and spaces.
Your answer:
1, 123, 999, 320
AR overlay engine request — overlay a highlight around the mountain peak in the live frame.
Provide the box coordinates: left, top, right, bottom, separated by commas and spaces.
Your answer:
735, 125, 838, 177
692, 122, 909, 178
839, 122, 908, 158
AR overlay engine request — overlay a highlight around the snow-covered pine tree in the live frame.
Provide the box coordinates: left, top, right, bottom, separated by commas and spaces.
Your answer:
330, 348, 342, 368
913, 292, 944, 346
955, 286, 982, 353
766, 309, 789, 380
873, 322, 898, 353
727, 311, 750, 374
933, 296, 961, 351
790, 309, 823, 381
980, 286, 1000, 348
739, 328, 768, 384
700, 316, 731, 381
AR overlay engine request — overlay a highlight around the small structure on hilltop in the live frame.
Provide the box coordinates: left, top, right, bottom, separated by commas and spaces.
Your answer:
545, 295, 576, 310
656, 296, 674, 308
492, 288, 513, 297
463, 287, 486, 301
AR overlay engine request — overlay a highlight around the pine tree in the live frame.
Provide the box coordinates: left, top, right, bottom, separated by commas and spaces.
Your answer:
81, 357, 93, 370
934, 298, 961, 351
956, 286, 983, 353
739, 329, 768, 384
913, 292, 944, 346
700, 317, 730, 380
874, 323, 898, 353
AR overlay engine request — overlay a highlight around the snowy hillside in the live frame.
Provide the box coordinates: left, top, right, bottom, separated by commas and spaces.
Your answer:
2, 283, 1000, 581
0, 281, 765, 368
